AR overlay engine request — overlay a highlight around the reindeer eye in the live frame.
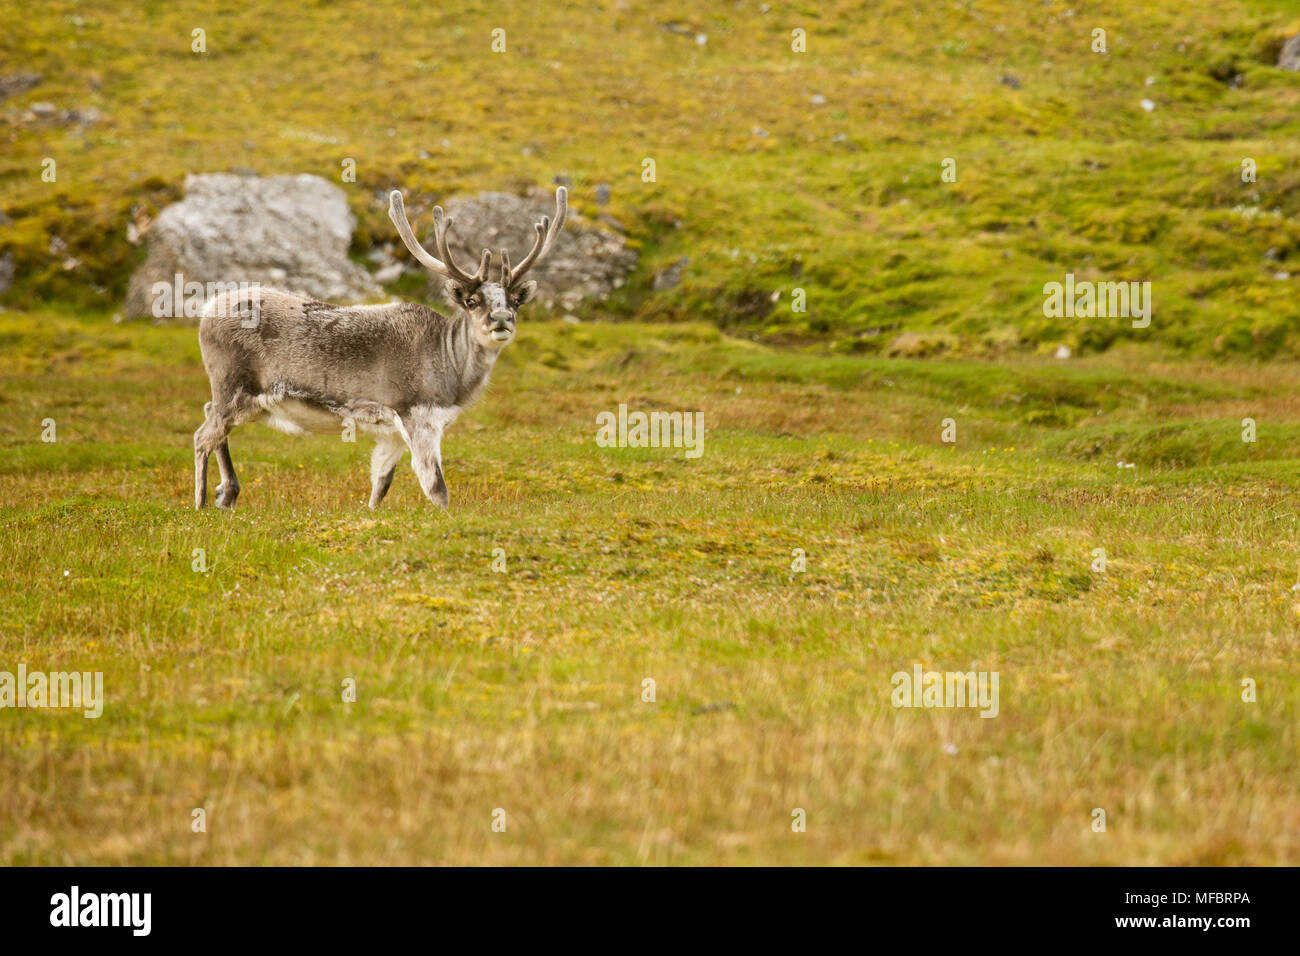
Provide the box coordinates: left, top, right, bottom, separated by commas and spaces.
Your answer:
465, 295, 480, 307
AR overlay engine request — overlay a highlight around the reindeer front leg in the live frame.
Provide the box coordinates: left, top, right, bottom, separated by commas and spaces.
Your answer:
398, 410, 449, 508
368, 439, 407, 509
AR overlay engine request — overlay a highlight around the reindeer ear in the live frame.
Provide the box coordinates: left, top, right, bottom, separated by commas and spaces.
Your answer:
444, 279, 469, 307
512, 280, 538, 306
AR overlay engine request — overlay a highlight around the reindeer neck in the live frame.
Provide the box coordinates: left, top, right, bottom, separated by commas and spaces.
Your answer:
441, 310, 500, 405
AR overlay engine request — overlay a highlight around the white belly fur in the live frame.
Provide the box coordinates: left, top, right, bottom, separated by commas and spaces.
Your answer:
256, 398, 402, 438
261, 399, 339, 435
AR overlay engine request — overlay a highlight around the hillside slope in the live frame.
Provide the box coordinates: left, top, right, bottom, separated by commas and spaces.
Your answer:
3, 0, 1300, 355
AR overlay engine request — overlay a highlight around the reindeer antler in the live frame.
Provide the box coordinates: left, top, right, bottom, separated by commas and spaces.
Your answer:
509, 187, 567, 287
388, 191, 490, 286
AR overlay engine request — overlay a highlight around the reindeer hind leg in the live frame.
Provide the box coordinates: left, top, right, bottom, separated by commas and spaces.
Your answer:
194, 393, 247, 510
193, 403, 218, 510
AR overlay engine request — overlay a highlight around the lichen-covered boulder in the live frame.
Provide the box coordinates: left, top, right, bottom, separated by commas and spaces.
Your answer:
125, 173, 379, 319
423, 190, 637, 310
1279, 34, 1300, 71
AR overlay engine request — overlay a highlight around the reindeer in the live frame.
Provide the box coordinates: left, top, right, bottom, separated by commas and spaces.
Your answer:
192, 186, 567, 510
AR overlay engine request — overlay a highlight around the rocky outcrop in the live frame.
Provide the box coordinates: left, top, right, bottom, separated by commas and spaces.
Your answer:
125, 173, 378, 319
0, 72, 42, 101
1279, 34, 1300, 70
423, 190, 637, 309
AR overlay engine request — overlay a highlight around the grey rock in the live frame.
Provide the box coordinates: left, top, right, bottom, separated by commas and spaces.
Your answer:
596, 213, 627, 233
0, 252, 14, 295
373, 262, 405, 284
423, 190, 637, 310
0, 72, 41, 101
652, 256, 689, 292
1280, 34, 1300, 71
66, 107, 102, 126
594, 182, 611, 205
32, 105, 105, 127
125, 173, 379, 319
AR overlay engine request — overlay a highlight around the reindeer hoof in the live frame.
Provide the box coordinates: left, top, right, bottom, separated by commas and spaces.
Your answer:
214, 481, 240, 509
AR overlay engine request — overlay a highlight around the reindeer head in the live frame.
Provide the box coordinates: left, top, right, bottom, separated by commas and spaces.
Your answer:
388, 187, 567, 349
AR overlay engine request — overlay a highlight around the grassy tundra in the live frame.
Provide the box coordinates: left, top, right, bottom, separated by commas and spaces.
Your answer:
1, 312, 1297, 864
2, 0, 1300, 863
